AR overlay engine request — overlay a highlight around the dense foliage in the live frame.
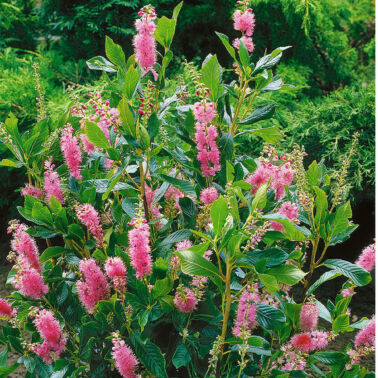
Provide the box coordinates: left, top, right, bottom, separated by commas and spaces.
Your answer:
0, 2, 375, 378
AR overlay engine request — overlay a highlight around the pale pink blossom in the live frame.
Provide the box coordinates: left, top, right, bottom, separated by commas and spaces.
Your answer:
13, 269, 48, 299
232, 287, 258, 337
355, 316, 375, 348
80, 134, 96, 154
128, 219, 152, 279
60, 125, 82, 180
176, 240, 193, 251
105, 257, 127, 293
174, 287, 197, 313
193, 102, 217, 124
76, 259, 109, 313
75, 204, 104, 247
112, 335, 138, 378
233, 9, 255, 36
271, 201, 299, 232
300, 299, 318, 331
355, 244, 375, 272
8, 221, 41, 272
165, 185, 184, 210
44, 160, 64, 204
233, 36, 255, 52
200, 186, 219, 204
342, 288, 355, 297
32, 309, 66, 364
21, 184, 43, 199
0, 299, 15, 318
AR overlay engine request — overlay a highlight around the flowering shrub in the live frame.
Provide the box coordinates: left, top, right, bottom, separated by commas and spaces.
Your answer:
0, 2, 375, 378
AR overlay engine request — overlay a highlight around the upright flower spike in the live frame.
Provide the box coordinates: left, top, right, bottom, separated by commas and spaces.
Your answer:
354, 316, 375, 348
174, 285, 198, 313
112, 333, 138, 378
232, 286, 258, 337
32, 309, 66, 364
133, 5, 158, 80
194, 102, 221, 177
76, 258, 109, 313
75, 204, 104, 247
13, 269, 49, 299
355, 243, 375, 272
300, 297, 318, 331
232, 1, 256, 52
105, 257, 127, 293
8, 221, 41, 272
60, 124, 82, 180
44, 160, 64, 204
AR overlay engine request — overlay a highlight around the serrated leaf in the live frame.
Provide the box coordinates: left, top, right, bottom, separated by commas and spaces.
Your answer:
266, 265, 306, 285
85, 121, 110, 149
257, 304, 286, 329
210, 196, 229, 236
40, 246, 65, 263
172, 344, 191, 369
240, 103, 276, 125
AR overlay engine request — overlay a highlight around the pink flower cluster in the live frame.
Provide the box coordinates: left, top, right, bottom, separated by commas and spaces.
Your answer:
174, 286, 198, 313
300, 298, 318, 331
0, 298, 15, 318
105, 257, 127, 293
32, 309, 66, 364
271, 201, 299, 232
194, 102, 221, 177
112, 334, 138, 378
246, 162, 295, 200
75, 204, 104, 247
290, 331, 331, 353
232, 286, 258, 337
200, 186, 219, 205
44, 160, 64, 204
133, 6, 158, 80
21, 184, 43, 199
128, 219, 152, 279
76, 259, 109, 313
355, 243, 375, 272
165, 185, 184, 210
60, 125, 82, 180
7, 221, 48, 299
232, 4, 256, 52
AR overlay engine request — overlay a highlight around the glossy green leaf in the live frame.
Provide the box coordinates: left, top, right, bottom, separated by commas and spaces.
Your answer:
240, 103, 276, 125
266, 265, 306, 285
85, 121, 110, 149
105, 36, 126, 71
201, 54, 222, 102
210, 196, 229, 236
40, 246, 65, 263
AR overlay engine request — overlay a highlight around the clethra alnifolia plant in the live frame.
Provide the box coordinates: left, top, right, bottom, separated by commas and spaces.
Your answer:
0, 1, 374, 378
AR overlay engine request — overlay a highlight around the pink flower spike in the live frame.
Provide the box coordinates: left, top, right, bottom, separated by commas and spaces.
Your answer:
232, 287, 258, 337
291, 333, 314, 352
174, 287, 198, 313
44, 160, 64, 204
355, 243, 375, 272
200, 186, 219, 204
14, 269, 49, 299
300, 298, 318, 331
105, 257, 127, 293
355, 316, 375, 348
193, 102, 217, 124
233, 9, 255, 36
128, 219, 152, 279
176, 240, 193, 251
21, 184, 44, 199
0, 299, 15, 318
60, 125, 82, 180
75, 204, 104, 247
112, 336, 138, 378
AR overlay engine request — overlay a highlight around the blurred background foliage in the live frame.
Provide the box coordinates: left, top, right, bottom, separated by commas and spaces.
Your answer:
0, 0, 375, 243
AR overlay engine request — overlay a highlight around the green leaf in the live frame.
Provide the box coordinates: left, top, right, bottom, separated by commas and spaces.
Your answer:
85, 121, 110, 149
159, 174, 196, 198
257, 304, 286, 329
258, 274, 279, 294
123, 64, 140, 99
172, 344, 191, 369
240, 103, 276, 125
201, 54, 222, 102
314, 187, 328, 227
172, 2, 183, 20
248, 126, 283, 144
306, 270, 340, 295
105, 36, 126, 72
160, 229, 192, 247
332, 314, 350, 332
307, 161, 321, 186
0, 364, 19, 378
312, 352, 346, 366
152, 278, 173, 299
238, 39, 250, 68
154, 16, 176, 48
86, 56, 116, 73
266, 265, 306, 285
215, 32, 236, 60
40, 246, 65, 263
253, 46, 291, 73
175, 250, 223, 290
0, 159, 21, 168
322, 259, 371, 286
210, 196, 229, 236
131, 335, 168, 378
147, 113, 159, 140
251, 182, 268, 214
262, 214, 308, 241
118, 98, 136, 138
328, 201, 352, 236
0, 350, 6, 367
